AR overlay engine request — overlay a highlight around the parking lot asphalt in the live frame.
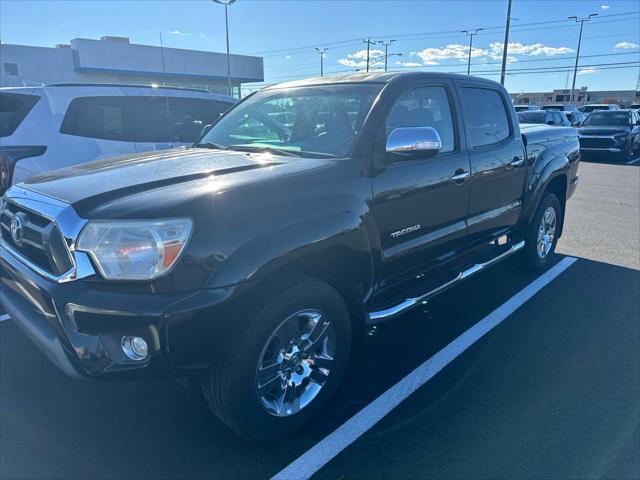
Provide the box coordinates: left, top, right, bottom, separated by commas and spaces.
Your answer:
1, 156, 639, 479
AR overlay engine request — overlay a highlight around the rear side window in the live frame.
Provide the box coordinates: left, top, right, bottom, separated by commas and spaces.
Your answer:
517, 111, 544, 124
60, 96, 135, 141
460, 87, 511, 148
61, 95, 231, 143
0, 93, 40, 137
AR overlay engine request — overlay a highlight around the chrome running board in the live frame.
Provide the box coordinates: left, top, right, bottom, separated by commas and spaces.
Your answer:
367, 241, 525, 323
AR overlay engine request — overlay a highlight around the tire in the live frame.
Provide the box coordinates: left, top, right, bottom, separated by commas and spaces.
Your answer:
521, 192, 562, 271
202, 273, 352, 439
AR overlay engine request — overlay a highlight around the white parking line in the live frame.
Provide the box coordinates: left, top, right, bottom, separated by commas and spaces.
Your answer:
626, 157, 640, 165
0, 314, 10, 322
272, 256, 578, 480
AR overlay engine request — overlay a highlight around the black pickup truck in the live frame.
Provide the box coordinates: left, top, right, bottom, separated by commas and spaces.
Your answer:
0, 72, 579, 438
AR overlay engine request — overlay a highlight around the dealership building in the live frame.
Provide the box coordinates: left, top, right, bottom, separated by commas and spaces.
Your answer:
510, 87, 638, 108
0, 36, 264, 97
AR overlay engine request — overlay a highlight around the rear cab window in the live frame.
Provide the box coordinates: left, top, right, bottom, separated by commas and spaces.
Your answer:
0, 92, 40, 137
460, 87, 511, 148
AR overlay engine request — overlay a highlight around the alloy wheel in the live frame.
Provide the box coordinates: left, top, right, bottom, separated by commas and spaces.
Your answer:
255, 309, 336, 417
537, 206, 557, 259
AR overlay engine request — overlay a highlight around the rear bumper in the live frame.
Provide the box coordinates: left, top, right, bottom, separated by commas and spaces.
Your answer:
0, 240, 237, 380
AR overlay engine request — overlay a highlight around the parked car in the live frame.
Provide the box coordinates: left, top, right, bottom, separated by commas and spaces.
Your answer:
0, 72, 580, 439
578, 109, 640, 160
517, 109, 571, 126
563, 111, 586, 127
630, 102, 640, 111
542, 103, 578, 112
514, 104, 540, 112
580, 104, 620, 113
0, 84, 236, 195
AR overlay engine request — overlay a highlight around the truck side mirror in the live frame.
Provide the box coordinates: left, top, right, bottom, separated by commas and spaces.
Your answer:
386, 127, 442, 158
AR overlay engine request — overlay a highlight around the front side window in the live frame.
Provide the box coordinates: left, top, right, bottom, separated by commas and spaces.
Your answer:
385, 86, 455, 153
200, 84, 383, 157
460, 87, 511, 148
3, 63, 19, 76
582, 112, 630, 127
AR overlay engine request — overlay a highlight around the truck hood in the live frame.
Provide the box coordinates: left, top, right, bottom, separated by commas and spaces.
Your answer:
578, 126, 629, 136
20, 147, 290, 207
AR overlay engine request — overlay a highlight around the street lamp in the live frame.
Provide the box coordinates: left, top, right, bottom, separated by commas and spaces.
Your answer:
462, 28, 483, 75
212, 0, 236, 97
569, 13, 598, 105
315, 47, 328, 77
378, 40, 397, 72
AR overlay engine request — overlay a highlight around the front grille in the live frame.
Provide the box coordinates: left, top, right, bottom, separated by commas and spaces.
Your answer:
0, 200, 73, 276
579, 137, 615, 149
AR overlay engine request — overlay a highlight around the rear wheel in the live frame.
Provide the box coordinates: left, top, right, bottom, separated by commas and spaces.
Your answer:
202, 274, 351, 439
521, 193, 562, 270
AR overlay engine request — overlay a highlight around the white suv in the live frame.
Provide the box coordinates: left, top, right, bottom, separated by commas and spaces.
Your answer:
0, 84, 236, 194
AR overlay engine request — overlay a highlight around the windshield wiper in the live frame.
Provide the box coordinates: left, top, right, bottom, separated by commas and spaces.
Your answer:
226, 145, 304, 157
192, 142, 229, 150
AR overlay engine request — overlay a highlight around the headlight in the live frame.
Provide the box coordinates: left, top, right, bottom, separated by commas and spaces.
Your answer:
613, 133, 629, 142
77, 218, 193, 280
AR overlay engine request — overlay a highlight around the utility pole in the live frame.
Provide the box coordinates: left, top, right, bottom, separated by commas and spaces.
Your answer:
363, 37, 376, 72
378, 40, 396, 72
315, 47, 328, 76
461, 29, 483, 75
569, 13, 598, 104
500, 0, 512, 85
212, 0, 236, 97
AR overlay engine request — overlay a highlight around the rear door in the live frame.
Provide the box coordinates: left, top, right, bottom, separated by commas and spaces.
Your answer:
457, 83, 526, 240
370, 81, 471, 283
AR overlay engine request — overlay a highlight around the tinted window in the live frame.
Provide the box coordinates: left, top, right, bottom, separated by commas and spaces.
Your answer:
460, 88, 511, 147
3, 63, 19, 76
0, 93, 40, 137
61, 95, 232, 143
168, 98, 231, 143
60, 96, 135, 141
386, 86, 455, 153
517, 111, 545, 124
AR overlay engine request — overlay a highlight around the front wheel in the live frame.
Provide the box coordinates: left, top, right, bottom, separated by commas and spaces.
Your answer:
521, 193, 562, 270
202, 274, 351, 439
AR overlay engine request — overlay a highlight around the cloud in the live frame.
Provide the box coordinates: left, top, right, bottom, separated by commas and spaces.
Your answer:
601, 4, 610, 9
489, 42, 573, 59
168, 30, 191, 36
614, 41, 639, 49
413, 44, 488, 65
398, 61, 423, 67
578, 67, 597, 75
285, 55, 292, 59
338, 49, 385, 68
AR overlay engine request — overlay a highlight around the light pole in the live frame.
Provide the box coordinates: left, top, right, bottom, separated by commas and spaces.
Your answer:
500, 0, 512, 85
462, 29, 483, 75
315, 47, 328, 76
212, 0, 236, 97
569, 13, 598, 105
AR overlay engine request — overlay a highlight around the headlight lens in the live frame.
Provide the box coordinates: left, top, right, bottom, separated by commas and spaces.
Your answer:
77, 219, 193, 280
613, 133, 629, 142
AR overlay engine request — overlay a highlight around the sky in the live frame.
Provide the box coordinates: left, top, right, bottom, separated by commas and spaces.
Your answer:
1, 0, 639, 94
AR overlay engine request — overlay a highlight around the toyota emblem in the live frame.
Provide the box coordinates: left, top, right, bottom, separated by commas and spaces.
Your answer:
10, 215, 23, 245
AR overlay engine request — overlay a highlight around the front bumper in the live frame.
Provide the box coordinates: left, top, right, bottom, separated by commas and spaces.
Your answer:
0, 240, 236, 380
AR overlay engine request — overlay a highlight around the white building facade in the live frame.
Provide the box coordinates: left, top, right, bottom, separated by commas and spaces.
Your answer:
0, 36, 264, 97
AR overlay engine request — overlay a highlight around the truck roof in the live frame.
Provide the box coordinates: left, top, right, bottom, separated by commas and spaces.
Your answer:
264, 71, 500, 90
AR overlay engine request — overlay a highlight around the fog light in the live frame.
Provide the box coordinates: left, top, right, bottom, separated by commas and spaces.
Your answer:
121, 336, 148, 361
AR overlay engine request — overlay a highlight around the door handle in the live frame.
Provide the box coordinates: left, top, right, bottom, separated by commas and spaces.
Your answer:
451, 170, 470, 183
510, 157, 525, 168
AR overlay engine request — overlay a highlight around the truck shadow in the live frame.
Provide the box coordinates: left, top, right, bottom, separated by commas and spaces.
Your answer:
0, 256, 638, 479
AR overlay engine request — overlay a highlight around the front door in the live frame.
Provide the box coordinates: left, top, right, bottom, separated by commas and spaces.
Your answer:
370, 83, 471, 286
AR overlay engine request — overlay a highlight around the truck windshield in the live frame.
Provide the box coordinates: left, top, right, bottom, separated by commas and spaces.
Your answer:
199, 84, 383, 158
582, 112, 630, 127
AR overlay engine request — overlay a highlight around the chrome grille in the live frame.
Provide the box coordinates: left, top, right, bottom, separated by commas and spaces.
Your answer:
579, 137, 614, 149
0, 199, 74, 276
